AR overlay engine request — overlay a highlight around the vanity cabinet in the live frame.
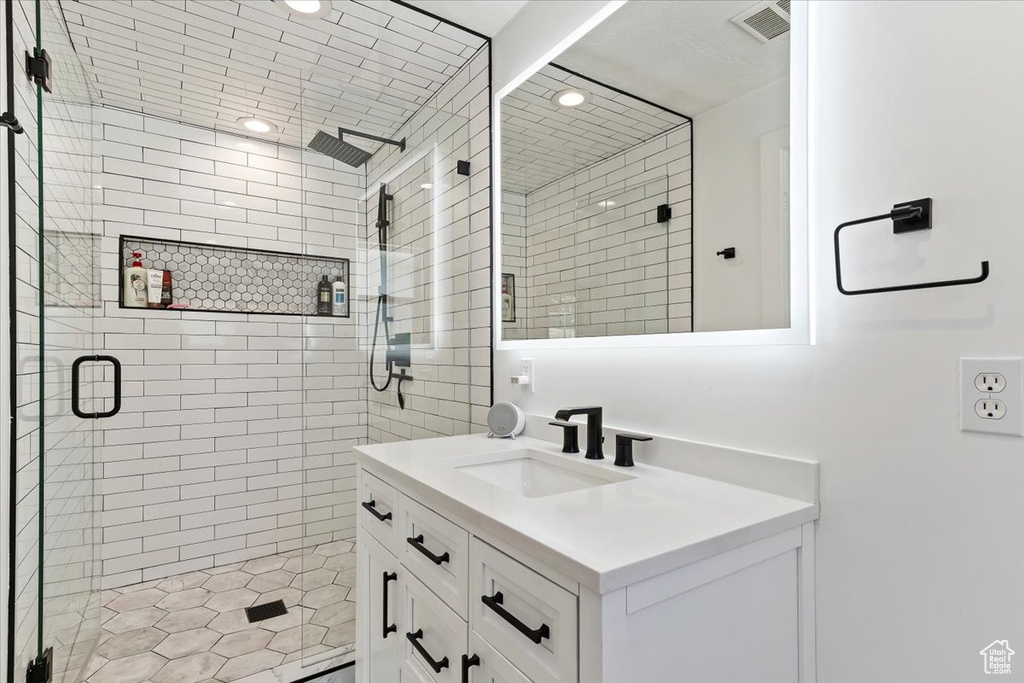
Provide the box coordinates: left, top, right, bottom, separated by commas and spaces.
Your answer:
356, 464, 815, 683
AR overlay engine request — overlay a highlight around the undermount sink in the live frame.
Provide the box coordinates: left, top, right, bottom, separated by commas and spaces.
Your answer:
451, 448, 634, 498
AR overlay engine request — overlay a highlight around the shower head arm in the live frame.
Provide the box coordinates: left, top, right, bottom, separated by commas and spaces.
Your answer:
339, 127, 406, 153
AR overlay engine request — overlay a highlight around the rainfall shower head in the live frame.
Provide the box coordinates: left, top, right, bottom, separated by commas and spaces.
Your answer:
307, 130, 373, 168
307, 127, 407, 168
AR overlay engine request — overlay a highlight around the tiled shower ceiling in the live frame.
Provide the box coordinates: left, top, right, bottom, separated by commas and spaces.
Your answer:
60, 0, 486, 150
500, 64, 689, 195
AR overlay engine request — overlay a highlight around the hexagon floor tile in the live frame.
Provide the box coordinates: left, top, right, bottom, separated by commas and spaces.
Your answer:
84, 548, 356, 683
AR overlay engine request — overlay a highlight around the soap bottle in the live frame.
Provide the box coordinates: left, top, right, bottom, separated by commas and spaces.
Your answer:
317, 275, 332, 316
160, 270, 173, 308
123, 251, 148, 308
332, 276, 347, 316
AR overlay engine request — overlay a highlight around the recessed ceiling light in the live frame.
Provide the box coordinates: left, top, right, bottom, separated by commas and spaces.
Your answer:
598, 200, 616, 208
420, 183, 433, 190
223, 201, 237, 207
237, 117, 276, 134
274, 0, 332, 18
553, 88, 588, 108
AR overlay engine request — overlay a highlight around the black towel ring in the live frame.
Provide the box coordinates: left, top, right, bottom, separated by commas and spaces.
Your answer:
834, 198, 989, 296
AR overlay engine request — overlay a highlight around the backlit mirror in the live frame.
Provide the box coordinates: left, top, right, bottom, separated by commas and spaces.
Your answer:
495, 0, 807, 347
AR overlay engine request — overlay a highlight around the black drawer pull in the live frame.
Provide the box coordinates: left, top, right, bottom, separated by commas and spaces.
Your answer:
407, 534, 450, 565
406, 629, 449, 673
461, 654, 480, 683
362, 499, 392, 522
481, 591, 550, 644
382, 571, 397, 639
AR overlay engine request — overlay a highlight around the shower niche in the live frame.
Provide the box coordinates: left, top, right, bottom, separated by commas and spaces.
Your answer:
119, 235, 351, 317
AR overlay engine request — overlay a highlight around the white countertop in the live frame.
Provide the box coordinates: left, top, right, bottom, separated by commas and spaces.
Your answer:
354, 434, 819, 594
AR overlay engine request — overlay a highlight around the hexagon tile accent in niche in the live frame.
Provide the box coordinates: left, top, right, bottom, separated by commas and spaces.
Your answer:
121, 237, 349, 316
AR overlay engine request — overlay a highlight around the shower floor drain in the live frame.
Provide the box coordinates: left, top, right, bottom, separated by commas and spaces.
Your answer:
245, 599, 288, 623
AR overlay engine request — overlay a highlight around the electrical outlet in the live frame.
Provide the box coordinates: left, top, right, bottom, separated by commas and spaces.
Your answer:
521, 359, 534, 392
961, 358, 1023, 437
975, 399, 1006, 420
975, 373, 1006, 393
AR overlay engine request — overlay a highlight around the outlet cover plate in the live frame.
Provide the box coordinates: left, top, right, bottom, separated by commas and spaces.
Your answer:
960, 358, 1024, 437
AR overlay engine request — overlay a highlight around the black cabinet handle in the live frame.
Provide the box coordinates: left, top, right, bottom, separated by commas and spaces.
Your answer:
406, 629, 449, 673
72, 355, 121, 419
481, 591, 550, 644
382, 571, 397, 639
407, 534, 449, 565
362, 499, 392, 522
461, 654, 480, 683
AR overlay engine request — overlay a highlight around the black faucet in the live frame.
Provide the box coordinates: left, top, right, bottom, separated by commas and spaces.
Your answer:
553, 407, 604, 459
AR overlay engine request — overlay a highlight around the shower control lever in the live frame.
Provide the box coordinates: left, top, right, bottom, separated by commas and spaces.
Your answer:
391, 369, 413, 410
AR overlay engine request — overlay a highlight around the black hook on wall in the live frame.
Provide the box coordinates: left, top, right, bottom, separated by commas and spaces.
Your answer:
834, 198, 990, 296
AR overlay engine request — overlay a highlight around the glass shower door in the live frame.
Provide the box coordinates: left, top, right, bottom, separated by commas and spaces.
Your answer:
12, 1, 102, 681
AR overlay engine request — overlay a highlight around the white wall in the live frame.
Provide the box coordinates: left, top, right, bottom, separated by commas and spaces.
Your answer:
94, 109, 365, 588
693, 77, 789, 332
493, 2, 1024, 681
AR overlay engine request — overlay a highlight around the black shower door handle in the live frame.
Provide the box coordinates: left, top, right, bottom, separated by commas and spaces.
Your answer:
71, 355, 121, 419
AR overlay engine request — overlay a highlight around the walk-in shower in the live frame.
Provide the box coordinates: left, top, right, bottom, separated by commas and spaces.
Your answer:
5, 0, 491, 680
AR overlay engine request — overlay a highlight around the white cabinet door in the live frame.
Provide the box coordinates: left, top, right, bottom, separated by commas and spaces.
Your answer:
361, 534, 402, 683
401, 572, 468, 683
360, 469, 403, 555
465, 631, 533, 683
469, 539, 577, 683
400, 494, 470, 619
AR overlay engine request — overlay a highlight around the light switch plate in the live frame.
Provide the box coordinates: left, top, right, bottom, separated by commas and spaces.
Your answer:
960, 358, 1024, 437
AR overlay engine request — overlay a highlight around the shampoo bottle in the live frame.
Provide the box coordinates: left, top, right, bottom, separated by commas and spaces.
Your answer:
317, 275, 332, 316
332, 276, 347, 316
123, 251, 148, 308
146, 269, 164, 308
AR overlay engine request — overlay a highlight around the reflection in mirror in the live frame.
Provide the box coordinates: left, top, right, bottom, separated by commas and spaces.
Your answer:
499, 0, 791, 340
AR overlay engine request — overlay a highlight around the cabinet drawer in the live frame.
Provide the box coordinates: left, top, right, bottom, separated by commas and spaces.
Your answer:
401, 572, 468, 683
401, 495, 470, 619
469, 539, 577, 683
360, 469, 401, 555
466, 631, 533, 683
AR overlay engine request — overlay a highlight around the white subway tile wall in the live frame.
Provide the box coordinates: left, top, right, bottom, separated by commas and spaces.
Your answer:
364, 46, 492, 441
501, 123, 693, 339
93, 108, 366, 590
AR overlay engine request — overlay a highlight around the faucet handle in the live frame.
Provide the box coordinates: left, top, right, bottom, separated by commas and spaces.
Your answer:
614, 433, 652, 468
549, 421, 580, 454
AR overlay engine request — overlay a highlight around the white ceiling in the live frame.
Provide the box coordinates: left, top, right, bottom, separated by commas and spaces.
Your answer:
404, 0, 526, 37
500, 0, 789, 196
501, 64, 687, 195
59, 0, 486, 150
556, 0, 789, 117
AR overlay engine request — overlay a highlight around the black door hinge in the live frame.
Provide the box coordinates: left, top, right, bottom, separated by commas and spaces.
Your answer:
25, 48, 52, 93
0, 111, 23, 134
26, 648, 52, 683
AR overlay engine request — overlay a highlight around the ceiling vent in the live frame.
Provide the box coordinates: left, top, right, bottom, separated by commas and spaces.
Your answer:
730, 0, 791, 44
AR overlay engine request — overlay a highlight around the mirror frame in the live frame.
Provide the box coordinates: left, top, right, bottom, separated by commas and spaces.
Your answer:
492, 0, 811, 349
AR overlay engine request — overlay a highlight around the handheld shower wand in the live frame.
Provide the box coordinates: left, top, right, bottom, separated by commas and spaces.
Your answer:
368, 184, 413, 407
369, 183, 394, 393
